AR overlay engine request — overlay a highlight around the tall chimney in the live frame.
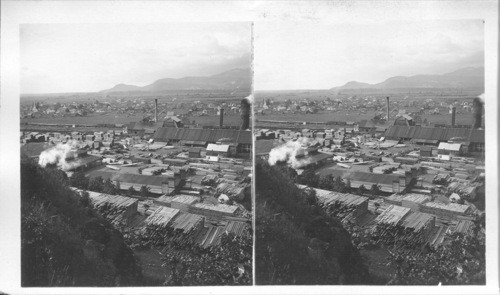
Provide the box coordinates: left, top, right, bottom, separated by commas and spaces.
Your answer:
154, 99, 158, 123
451, 106, 456, 127
240, 99, 250, 130
219, 108, 224, 128
472, 97, 483, 129
386, 96, 390, 122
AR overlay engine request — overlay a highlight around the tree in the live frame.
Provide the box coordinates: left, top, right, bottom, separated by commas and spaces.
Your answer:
298, 169, 319, 187
140, 185, 150, 198
345, 179, 351, 192
357, 185, 367, 196
88, 176, 104, 192
318, 175, 333, 190
277, 165, 298, 182
332, 176, 346, 192
162, 232, 252, 286
78, 190, 92, 208
102, 178, 118, 195
126, 186, 136, 197
388, 232, 485, 285
370, 184, 381, 197
303, 187, 318, 206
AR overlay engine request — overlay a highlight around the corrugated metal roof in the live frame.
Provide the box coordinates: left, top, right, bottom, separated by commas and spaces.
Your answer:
171, 195, 198, 205
87, 170, 168, 186
438, 142, 461, 151
350, 171, 401, 185
207, 143, 230, 152
422, 202, 470, 213
402, 193, 431, 204
154, 127, 252, 144
385, 126, 484, 143
192, 203, 239, 214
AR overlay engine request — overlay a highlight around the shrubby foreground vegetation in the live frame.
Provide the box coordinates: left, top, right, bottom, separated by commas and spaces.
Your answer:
21, 155, 143, 286
255, 159, 370, 284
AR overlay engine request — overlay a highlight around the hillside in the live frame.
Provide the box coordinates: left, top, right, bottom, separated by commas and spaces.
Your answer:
255, 159, 370, 285
101, 68, 251, 94
332, 67, 484, 91
21, 155, 144, 286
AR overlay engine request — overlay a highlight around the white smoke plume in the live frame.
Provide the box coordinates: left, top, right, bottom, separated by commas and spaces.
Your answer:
477, 93, 485, 103
38, 140, 81, 171
244, 94, 254, 104
268, 137, 314, 169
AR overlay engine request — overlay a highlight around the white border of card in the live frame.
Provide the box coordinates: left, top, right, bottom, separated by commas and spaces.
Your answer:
1, 1, 498, 294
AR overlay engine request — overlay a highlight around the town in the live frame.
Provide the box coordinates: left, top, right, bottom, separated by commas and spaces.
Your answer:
20, 92, 253, 285
255, 89, 485, 284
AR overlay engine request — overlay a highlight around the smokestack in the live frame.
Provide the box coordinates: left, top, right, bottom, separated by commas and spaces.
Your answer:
154, 99, 158, 123
386, 97, 390, 122
219, 108, 224, 128
240, 98, 250, 130
472, 97, 483, 129
451, 106, 456, 127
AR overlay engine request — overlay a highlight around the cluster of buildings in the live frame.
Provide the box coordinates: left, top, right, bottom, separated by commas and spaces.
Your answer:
73, 189, 250, 249
255, 94, 477, 125
258, 95, 485, 250
21, 98, 254, 254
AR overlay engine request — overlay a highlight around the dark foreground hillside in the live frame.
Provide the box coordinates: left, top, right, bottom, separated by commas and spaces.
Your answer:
255, 159, 371, 285
21, 156, 143, 286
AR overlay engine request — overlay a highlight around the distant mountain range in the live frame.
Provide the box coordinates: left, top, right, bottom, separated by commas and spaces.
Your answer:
331, 67, 484, 91
100, 68, 251, 93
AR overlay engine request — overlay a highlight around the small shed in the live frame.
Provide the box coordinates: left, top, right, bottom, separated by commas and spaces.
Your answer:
189, 147, 202, 158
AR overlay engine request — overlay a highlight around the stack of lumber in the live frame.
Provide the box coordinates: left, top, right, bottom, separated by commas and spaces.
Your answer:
451, 219, 475, 236
145, 207, 180, 227
401, 212, 435, 233
154, 194, 176, 207
216, 182, 247, 201
201, 174, 219, 186
375, 205, 411, 226
189, 203, 239, 219
223, 221, 249, 237
171, 195, 198, 211
170, 212, 204, 234
77, 190, 138, 226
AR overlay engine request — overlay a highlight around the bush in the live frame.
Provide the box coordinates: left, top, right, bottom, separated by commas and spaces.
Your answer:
20, 156, 143, 286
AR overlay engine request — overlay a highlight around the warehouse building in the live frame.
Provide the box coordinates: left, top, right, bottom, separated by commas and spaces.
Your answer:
384, 126, 484, 152
87, 170, 182, 194
420, 202, 472, 218
386, 193, 431, 211
154, 127, 252, 154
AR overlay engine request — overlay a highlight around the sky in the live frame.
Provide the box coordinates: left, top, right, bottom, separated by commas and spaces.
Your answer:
20, 22, 251, 94
254, 20, 484, 90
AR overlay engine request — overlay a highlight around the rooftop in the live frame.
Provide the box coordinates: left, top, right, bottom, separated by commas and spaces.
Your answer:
375, 205, 411, 225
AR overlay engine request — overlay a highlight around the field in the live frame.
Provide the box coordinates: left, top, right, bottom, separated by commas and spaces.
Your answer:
255, 88, 483, 128
257, 110, 475, 126
21, 112, 245, 128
